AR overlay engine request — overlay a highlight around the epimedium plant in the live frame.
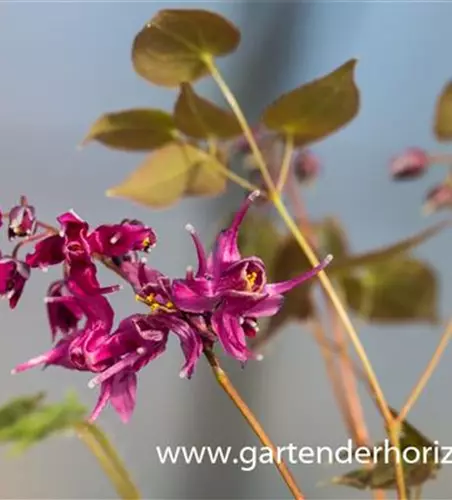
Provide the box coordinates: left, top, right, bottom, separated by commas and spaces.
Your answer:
2, 7, 452, 500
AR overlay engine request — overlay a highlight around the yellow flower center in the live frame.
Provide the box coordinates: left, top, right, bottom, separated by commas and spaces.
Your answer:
246, 271, 258, 291
135, 293, 174, 313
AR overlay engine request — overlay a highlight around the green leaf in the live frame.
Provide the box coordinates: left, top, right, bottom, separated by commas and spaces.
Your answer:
315, 217, 350, 259
107, 142, 227, 208
132, 9, 240, 87
342, 257, 439, 324
174, 83, 242, 139
262, 59, 359, 145
82, 109, 176, 151
0, 392, 86, 455
329, 220, 450, 276
236, 213, 282, 279
330, 409, 441, 491
434, 81, 452, 141
0, 393, 46, 431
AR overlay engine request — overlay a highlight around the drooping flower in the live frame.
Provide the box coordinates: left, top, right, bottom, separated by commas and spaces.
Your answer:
7, 196, 37, 240
0, 254, 30, 308
390, 147, 429, 180
46, 280, 85, 340
172, 191, 332, 362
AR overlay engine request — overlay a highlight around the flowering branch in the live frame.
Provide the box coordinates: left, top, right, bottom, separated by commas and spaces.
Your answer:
203, 347, 305, 500
205, 58, 408, 499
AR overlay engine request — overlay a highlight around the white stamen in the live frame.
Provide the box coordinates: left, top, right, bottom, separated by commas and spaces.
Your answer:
239, 317, 244, 325
136, 347, 146, 355
41, 267, 48, 273
6, 290, 15, 300
185, 223, 195, 234
59, 231, 65, 237
254, 326, 260, 333
87, 379, 97, 389
179, 370, 187, 379
324, 254, 334, 264
109, 234, 120, 245
249, 190, 261, 201
140, 257, 148, 263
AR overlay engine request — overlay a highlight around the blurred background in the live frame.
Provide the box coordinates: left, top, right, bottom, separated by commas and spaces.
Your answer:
1, 1, 452, 499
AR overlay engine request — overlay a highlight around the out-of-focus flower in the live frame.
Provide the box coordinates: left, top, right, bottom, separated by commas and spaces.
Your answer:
292, 149, 320, 184
0, 254, 30, 308
390, 147, 430, 180
423, 183, 452, 213
8, 196, 37, 240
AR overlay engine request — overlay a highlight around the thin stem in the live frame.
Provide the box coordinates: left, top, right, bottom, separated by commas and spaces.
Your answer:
11, 231, 52, 259
74, 421, 140, 499
207, 59, 406, 499
397, 317, 452, 423
276, 134, 294, 193
204, 56, 276, 193
204, 348, 305, 500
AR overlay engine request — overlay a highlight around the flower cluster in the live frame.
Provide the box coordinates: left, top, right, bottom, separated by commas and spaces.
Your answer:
2, 192, 331, 423
389, 147, 452, 213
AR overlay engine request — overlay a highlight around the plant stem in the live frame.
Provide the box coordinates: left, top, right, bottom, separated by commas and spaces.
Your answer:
397, 317, 452, 423
207, 59, 407, 499
74, 421, 140, 499
276, 134, 294, 193
203, 348, 305, 500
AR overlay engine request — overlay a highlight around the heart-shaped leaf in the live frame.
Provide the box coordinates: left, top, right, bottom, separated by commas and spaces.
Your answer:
434, 81, 452, 141
329, 220, 450, 275
82, 109, 176, 151
107, 142, 228, 208
262, 59, 359, 145
174, 83, 242, 139
132, 9, 240, 87
341, 257, 438, 324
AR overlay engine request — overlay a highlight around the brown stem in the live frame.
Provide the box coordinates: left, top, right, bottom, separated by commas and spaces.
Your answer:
203, 348, 305, 500
11, 231, 52, 259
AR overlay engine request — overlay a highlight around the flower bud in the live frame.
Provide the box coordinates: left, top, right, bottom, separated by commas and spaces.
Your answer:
293, 149, 320, 183
8, 196, 37, 240
423, 184, 452, 213
390, 147, 429, 180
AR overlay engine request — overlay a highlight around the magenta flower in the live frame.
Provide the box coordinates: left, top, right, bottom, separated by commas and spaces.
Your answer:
46, 280, 85, 340
7, 196, 37, 240
390, 147, 429, 180
172, 191, 332, 362
0, 254, 30, 308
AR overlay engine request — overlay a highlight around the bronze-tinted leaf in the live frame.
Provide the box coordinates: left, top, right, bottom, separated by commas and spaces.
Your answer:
82, 109, 175, 151
342, 257, 438, 324
174, 83, 242, 139
132, 9, 240, 87
315, 216, 350, 259
434, 81, 452, 141
329, 220, 449, 275
184, 153, 227, 197
107, 142, 228, 208
262, 59, 359, 145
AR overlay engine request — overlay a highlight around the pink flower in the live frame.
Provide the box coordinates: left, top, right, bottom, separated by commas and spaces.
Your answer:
390, 147, 429, 180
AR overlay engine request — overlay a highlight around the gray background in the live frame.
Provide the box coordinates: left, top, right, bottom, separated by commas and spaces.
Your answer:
1, 1, 452, 499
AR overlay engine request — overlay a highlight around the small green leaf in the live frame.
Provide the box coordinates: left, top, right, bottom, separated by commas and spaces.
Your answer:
434, 81, 452, 141
174, 83, 242, 139
132, 9, 240, 87
107, 142, 227, 208
0, 392, 86, 455
82, 109, 176, 151
262, 59, 359, 145
329, 220, 450, 275
342, 257, 438, 324
0, 393, 46, 431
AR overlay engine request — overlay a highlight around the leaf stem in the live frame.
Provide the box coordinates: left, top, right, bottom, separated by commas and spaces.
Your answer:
207, 59, 406, 499
276, 134, 294, 193
203, 348, 305, 500
397, 317, 452, 423
74, 421, 141, 499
